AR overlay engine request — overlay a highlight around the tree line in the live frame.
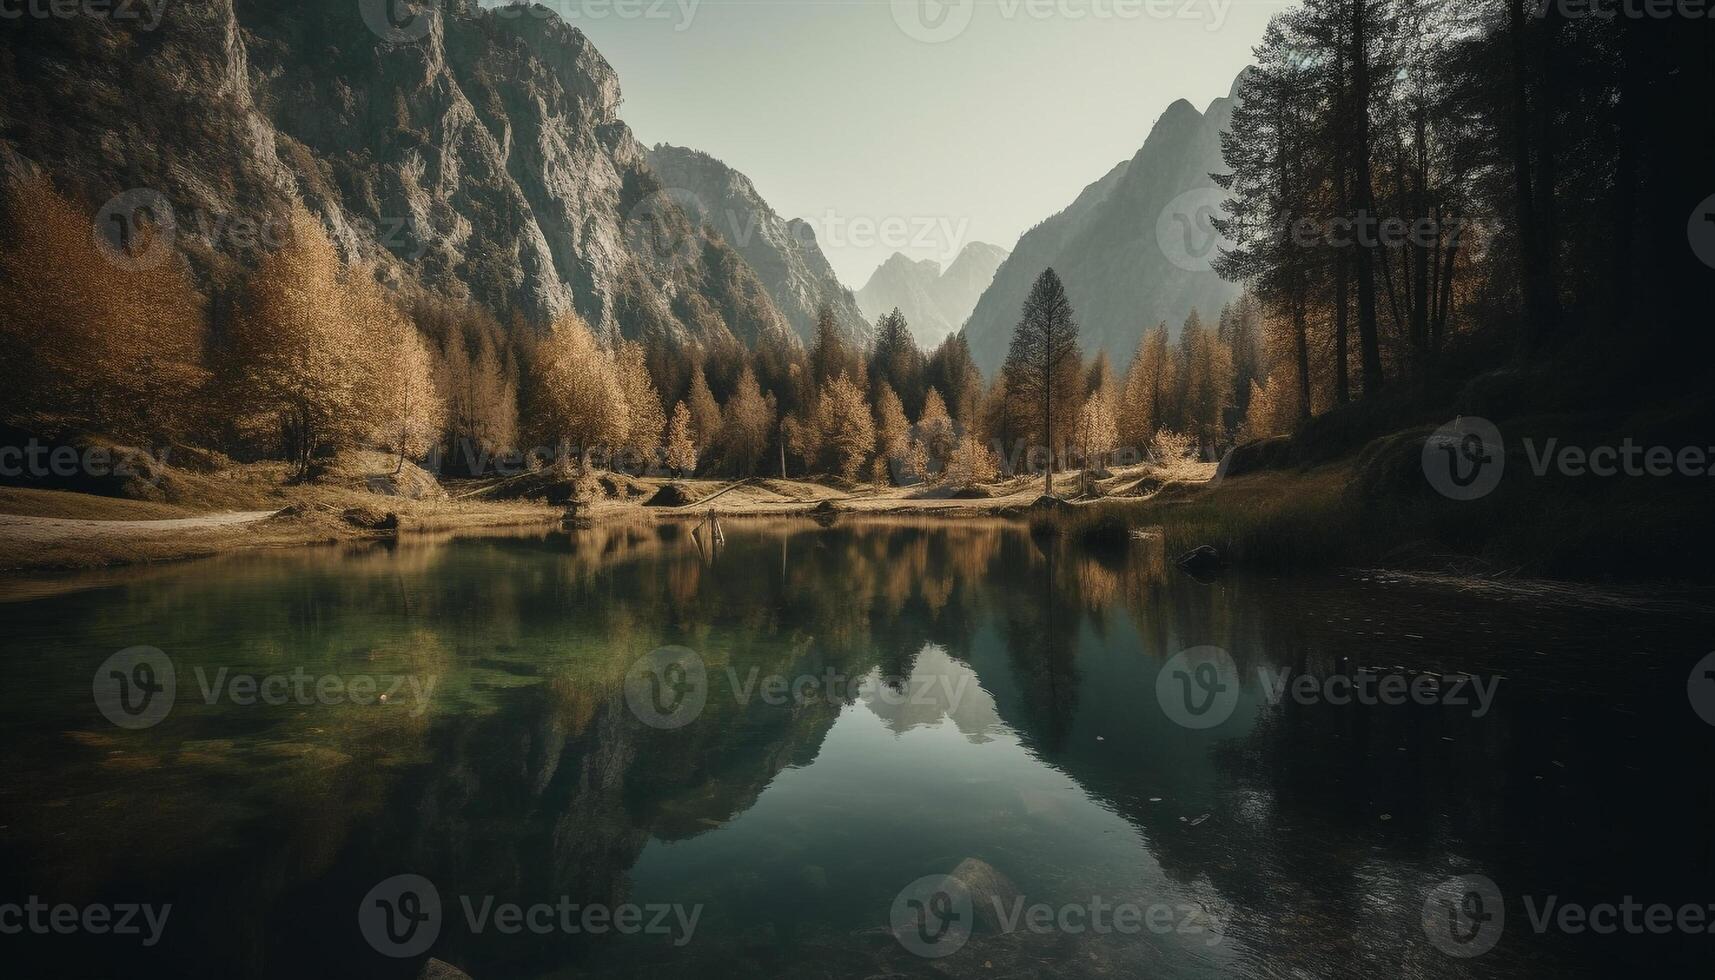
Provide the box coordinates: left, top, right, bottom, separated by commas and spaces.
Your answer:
2, 175, 1290, 491
1213, 0, 1709, 420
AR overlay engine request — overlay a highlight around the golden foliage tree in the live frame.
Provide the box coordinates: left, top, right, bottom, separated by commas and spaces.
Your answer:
815, 372, 875, 481
664, 401, 698, 475
0, 175, 208, 446
228, 207, 377, 477
526, 311, 626, 462
718, 365, 772, 475
614, 338, 666, 464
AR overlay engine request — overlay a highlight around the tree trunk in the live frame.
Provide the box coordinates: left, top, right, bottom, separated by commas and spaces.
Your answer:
1351, 0, 1384, 395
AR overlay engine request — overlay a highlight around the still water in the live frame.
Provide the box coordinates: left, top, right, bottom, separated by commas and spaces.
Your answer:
0, 520, 1710, 978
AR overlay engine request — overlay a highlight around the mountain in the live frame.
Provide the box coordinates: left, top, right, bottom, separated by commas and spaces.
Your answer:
855, 241, 1008, 348
961, 76, 1245, 375
0, 0, 792, 349
646, 144, 871, 347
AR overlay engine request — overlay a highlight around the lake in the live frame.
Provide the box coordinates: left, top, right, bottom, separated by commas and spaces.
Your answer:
1, 520, 1710, 977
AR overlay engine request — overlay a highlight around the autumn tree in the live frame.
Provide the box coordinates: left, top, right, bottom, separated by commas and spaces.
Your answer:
718, 365, 772, 475
525, 312, 625, 465
685, 363, 723, 450
614, 338, 667, 468
1001, 268, 1082, 495
227, 207, 378, 478
347, 271, 445, 471
0, 175, 207, 447
913, 387, 955, 482
665, 401, 698, 475
1118, 323, 1173, 450
873, 381, 912, 485
815, 372, 876, 481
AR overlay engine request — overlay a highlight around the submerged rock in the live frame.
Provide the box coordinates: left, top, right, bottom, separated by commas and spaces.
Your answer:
1175, 544, 1224, 576
417, 959, 472, 980
944, 857, 1022, 933
341, 506, 399, 532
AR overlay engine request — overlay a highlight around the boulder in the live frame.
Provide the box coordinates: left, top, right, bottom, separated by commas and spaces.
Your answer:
1176, 544, 1224, 576
645, 482, 698, 507
417, 959, 472, 980
943, 857, 1022, 934
341, 506, 399, 531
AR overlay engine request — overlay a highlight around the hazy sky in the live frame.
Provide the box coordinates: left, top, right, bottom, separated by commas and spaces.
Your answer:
486, 0, 1281, 286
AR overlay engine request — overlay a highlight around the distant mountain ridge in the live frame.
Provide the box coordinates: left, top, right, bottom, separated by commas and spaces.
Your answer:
855, 241, 1008, 347
646, 143, 871, 347
962, 76, 1245, 375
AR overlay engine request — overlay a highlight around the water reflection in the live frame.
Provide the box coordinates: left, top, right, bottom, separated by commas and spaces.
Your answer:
0, 519, 1709, 977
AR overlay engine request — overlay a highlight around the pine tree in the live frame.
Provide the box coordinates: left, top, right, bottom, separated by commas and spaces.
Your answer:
718, 365, 772, 475
1001, 268, 1082, 496
685, 363, 723, 450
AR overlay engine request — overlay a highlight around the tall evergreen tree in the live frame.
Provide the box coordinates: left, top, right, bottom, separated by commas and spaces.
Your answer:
1001, 268, 1082, 496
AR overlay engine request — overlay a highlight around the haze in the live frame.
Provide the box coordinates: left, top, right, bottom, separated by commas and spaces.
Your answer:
487, 0, 1278, 284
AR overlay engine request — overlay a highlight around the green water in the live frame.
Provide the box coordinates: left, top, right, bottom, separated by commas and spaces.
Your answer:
0, 520, 1710, 977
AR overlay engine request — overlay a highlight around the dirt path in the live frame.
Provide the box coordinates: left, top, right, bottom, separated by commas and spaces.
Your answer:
0, 510, 280, 543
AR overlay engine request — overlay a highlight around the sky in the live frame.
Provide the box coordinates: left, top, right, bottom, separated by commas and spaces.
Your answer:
483, 0, 1282, 286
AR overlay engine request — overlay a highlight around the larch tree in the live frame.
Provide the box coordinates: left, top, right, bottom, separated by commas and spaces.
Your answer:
685, 363, 723, 450
873, 381, 911, 484
0, 175, 208, 447
228, 206, 372, 478
815, 372, 876, 481
913, 386, 955, 481
1001, 268, 1083, 496
664, 401, 698, 476
526, 312, 625, 464
346, 270, 445, 471
718, 365, 772, 475
614, 338, 667, 467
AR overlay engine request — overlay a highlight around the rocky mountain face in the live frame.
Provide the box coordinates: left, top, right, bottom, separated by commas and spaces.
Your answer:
646, 143, 871, 347
962, 76, 1244, 375
0, 0, 792, 349
855, 241, 1008, 348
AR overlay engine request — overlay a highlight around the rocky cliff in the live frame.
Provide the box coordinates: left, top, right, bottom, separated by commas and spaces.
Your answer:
0, 0, 792, 348
647, 143, 871, 347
